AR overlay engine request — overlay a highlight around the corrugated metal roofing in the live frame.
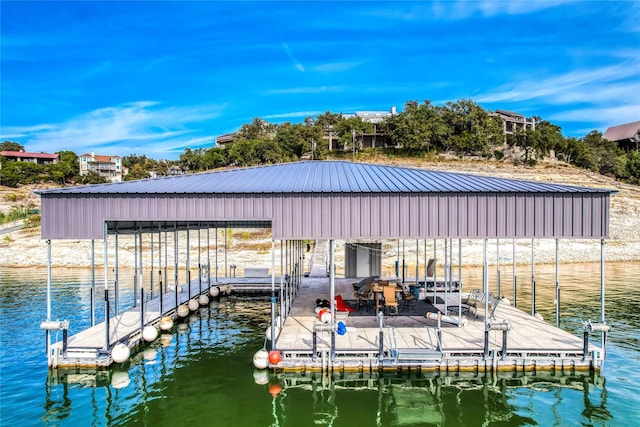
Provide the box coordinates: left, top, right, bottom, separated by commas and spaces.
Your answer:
602, 120, 640, 142
38, 161, 613, 195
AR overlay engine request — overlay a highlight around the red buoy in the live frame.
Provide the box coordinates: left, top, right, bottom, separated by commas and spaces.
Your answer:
268, 381, 283, 397
268, 350, 282, 365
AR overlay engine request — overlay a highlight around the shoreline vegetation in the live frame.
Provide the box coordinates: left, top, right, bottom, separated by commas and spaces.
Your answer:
1, 159, 639, 270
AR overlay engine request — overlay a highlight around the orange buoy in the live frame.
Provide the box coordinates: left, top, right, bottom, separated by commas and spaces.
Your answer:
268, 350, 282, 365
268, 381, 282, 397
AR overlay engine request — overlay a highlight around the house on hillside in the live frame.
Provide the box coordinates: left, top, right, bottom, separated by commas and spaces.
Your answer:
603, 120, 640, 153
78, 153, 124, 182
214, 132, 236, 148
490, 109, 536, 136
214, 107, 399, 152
0, 150, 59, 165
341, 107, 397, 150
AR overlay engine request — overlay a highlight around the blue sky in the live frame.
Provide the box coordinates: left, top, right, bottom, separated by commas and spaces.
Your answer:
1, 1, 638, 160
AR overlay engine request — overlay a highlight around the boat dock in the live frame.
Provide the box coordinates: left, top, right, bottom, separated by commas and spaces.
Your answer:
47, 277, 282, 368
37, 161, 615, 374
271, 276, 604, 374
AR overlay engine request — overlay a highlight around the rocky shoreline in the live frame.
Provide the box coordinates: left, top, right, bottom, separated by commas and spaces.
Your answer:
2, 161, 639, 269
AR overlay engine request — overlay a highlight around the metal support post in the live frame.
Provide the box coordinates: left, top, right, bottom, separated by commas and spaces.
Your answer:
91, 239, 95, 325
103, 223, 109, 350
312, 330, 317, 361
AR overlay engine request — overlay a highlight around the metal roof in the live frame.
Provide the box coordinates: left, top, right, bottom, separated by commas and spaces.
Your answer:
603, 120, 640, 142
37, 161, 613, 195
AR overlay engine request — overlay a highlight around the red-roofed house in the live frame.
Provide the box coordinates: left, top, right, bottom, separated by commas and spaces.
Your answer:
79, 153, 123, 182
0, 151, 59, 165
603, 120, 640, 153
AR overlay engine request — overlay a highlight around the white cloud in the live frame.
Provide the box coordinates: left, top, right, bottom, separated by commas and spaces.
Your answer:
262, 111, 320, 120
264, 86, 344, 95
476, 60, 640, 106
1, 101, 224, 157
311, 61, 364, 73
550, 104, 640, 126
366, 0, 572, 21
283, 43, 305, 72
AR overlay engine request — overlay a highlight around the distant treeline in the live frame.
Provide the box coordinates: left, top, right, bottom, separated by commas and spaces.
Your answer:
1, 99, 639, 187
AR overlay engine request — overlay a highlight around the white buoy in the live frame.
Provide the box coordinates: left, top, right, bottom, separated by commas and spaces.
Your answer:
253, 369, 269, 384
535, 312, 544, 321
209, 286, 220, 297
160, 334, 173, 347
318, 309, 331, 323
111, 371, 131, 389
253, 349, 269, 369
159, 316, 173, 331
198, 294, 210, 305
177, 304, 189, 318
142, 325, 158, 342
265, 325, 280, 341
188, 298, 199, 312
143, 347, 157, 361
111, 343, 130, 363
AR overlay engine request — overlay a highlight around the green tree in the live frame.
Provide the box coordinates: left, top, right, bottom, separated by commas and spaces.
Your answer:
626, 150, 640, 184
0, 161, 43, 187
385, 100, 451, 152
0, 141, 25, 152
124, 164, 151, 181
316, 111, 342, 152
254, 139, 286, 164
227, 139, 260, 166
274, 123, 302, 158
441, 99, 503, 156
179, 148, 205, 172
78, 171, 108, 185
48, 150, 79, 184
237, 118, 277, 141
508, 120, 563, 163
201, 147, 229, 170
584, 131, 627, 177
334, 116, 373, 151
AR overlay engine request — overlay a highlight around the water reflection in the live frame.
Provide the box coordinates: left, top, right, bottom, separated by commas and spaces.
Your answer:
271, 371, 610, 426
2, 264, 639, 426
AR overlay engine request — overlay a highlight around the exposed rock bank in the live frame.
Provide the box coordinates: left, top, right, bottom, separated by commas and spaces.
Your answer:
1, 161, 639, 270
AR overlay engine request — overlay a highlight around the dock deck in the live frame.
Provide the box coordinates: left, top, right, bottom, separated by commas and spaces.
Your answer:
273, 276, 602, 373
48, 277, 281, 368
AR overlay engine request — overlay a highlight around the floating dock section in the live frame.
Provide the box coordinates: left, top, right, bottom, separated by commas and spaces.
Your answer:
268, 277, 606, 374
45, 277, 280, 369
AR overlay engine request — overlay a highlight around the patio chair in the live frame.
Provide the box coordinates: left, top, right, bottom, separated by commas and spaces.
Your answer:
354, 282, 374, 312
382, 284, 399, 315
400, 289, 417, 314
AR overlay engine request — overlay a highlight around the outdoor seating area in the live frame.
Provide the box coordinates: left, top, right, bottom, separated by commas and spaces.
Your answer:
352, 279, 417, 316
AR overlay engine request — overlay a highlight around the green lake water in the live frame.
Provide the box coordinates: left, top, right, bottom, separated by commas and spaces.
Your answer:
1, 262, 638, 426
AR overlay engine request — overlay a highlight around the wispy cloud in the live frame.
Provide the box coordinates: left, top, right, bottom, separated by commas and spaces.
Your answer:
262, 111, 320, 120
264, 86, 345, 95
283, 43, 304, 72
366, 0, 572, 21
550, 104, 640, 127
311, 61, 364, 73
1, 101, 224, 156
476, 60, 640, 105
